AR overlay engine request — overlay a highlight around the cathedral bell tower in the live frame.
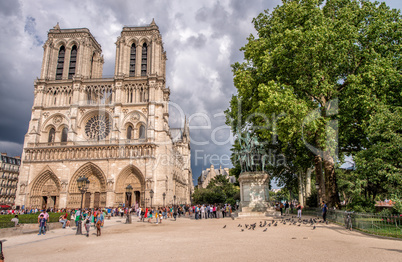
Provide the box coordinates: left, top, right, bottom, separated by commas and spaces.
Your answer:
40, 23, 104, 81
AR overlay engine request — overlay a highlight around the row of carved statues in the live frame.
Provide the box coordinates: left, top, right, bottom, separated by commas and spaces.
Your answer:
24, 144, 156, 161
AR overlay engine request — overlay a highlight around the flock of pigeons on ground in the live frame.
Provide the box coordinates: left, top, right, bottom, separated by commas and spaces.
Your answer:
222, 216, 329, 232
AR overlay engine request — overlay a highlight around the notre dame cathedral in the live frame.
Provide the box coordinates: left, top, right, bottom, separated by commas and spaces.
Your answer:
15, 20, 193, 210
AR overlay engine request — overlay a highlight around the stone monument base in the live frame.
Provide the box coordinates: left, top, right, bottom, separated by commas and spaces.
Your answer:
238, 171, 273, 217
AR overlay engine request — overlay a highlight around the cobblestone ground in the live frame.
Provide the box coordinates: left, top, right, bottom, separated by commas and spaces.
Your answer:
1, 215, 401, 262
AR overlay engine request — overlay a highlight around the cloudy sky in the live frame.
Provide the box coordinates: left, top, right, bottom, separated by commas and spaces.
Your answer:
0, 0, 401, 185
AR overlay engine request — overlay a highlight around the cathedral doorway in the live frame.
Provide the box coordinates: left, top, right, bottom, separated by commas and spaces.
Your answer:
68, 163, 107, 209
116, 165, 145, 207
134, 191, 141, 206
30, 170, 61, 210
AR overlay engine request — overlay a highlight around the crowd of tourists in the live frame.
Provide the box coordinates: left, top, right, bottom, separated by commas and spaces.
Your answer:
1, 203, 238, 236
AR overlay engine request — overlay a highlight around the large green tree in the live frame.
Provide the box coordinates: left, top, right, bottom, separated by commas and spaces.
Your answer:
226, 0, 402, 207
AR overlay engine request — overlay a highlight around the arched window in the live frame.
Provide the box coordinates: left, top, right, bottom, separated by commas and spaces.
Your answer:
56, 46, 65, 80
139, 124, 145, 139
141, 43, 147, 76
68, 45, 77, 79
53, 91, 57, 105
48, 128, 55, 143
129, 43, 136, 77
89, 53, 95, 78
127, 125, 133, 140
61, 127, 68, 142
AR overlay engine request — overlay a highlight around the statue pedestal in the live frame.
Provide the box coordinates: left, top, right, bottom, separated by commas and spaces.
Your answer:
237, 171, 274, 217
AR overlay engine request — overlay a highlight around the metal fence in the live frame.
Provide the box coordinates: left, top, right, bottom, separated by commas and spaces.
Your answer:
301, 208, 401, 238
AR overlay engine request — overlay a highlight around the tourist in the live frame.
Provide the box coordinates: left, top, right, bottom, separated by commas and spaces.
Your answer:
159, 208, 163, 224
75, 209, 81, 227
280, 202, 284, 216
296, 203, 302, 218
38, 214, 46, 235
173, 206, 177, 221
155, 208, 159, 224
38, 209, 50, 232
195, 205, 199, 220
85, 217, 91, 237
11, 215, 19, 226
285, 201, 290, 216
322, 201, 328, 222
59, 213, 70, 228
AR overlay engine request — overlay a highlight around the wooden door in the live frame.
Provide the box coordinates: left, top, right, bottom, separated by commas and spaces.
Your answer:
94, 192, 100, 208
84, 192, 91, 208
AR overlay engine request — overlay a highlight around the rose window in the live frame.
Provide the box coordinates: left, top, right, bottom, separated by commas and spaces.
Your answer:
85, 115, 111, 140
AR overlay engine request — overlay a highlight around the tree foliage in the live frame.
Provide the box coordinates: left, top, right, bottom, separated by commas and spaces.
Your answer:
226, 0, 402, 208
192, 175, 240, 205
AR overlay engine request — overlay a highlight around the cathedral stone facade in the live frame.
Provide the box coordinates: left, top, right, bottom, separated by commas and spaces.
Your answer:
15, 20, 193, 210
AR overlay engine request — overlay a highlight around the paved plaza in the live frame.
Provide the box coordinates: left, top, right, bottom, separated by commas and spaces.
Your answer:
1, 215, 401, 262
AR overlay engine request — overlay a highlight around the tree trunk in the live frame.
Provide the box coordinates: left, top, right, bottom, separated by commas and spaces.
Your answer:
314, 155, 325, 206
323, 151, 340, 207
298, 171, 304, 206
306, 167, 312, 199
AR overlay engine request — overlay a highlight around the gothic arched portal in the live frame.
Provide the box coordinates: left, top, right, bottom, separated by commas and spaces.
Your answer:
115, 165, 145, 207
29, 170, 61, 210
67, 162, 107, 209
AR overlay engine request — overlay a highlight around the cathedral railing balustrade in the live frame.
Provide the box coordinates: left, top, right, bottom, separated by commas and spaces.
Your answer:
24, 144, 156, 162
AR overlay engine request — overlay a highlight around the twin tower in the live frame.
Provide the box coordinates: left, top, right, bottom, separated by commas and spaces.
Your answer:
15, 20, 193, 210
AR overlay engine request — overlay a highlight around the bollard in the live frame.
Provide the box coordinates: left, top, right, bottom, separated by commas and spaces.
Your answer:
0, 240, 4, 262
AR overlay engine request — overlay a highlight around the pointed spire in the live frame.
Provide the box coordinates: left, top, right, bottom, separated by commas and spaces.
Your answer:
150, 18, 157, 28
53, 22, 60, 30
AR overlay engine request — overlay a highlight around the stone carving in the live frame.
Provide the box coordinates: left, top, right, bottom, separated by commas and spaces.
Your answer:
141, 108, 147, 114
43, 112, 50, 119
53, 116, 63, 125
107, 179, 114, 191
20, 183, 27, 194
130, 112, 140, 122
61, 181, 68, 192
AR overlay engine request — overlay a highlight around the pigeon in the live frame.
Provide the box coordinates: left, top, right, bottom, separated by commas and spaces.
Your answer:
313, 225, 316, 230
241, 229, 244, 232
263, 228, 267, 232
298, 224, 301, 227
223, 225, 226, 228
274, 223, 278, 227
268, 223, 271, 227
238, 224, 241, 227
326, 221, 329, 225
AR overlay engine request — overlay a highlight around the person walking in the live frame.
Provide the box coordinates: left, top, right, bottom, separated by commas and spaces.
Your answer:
322, 201, 328, 222
85, 217, 91, 237
285, 201, 290, 216
296, 203, 302, 218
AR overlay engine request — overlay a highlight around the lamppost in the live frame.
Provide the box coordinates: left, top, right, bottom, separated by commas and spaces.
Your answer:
76, 175, 90, 235
162, 192, 166, 207
150, 189, 154, 209
126, 184, 133, 224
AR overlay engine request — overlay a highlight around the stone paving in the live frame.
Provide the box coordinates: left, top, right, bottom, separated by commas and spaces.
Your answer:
1, 215, 401, 262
